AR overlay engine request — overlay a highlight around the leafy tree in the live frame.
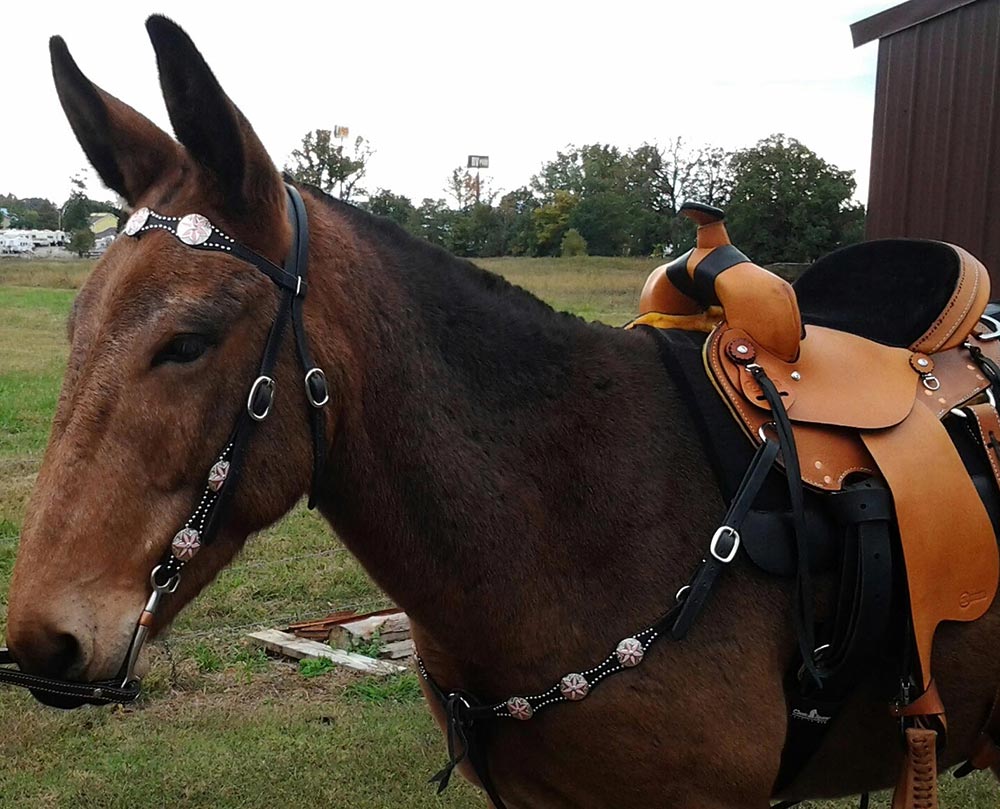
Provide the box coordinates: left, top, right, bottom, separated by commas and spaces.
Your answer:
69, 228, 94, 257
726, 134, 865, 264
61, 196, 119, 232
532, 190, 578, 256
0, 195, 59, 229
366, 189, 415, 228
560, 228, 587, 257
567, 192, 634, 256
495, 188, 539, 257
444, 166, 497, 210
529, 141, 733, 256
447, 204, 497, 256
285, 129, 373, 201
653, 139, 735, 255
410, 198, 455, 247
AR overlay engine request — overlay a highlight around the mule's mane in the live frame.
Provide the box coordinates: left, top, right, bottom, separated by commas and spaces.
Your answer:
300, 183, 590, 331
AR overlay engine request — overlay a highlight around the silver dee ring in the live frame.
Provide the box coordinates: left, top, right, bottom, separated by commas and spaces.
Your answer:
950, 386, 997, 419
758, 421, 777, 443
979, 314, 1000, 341
119, 565, 181, 686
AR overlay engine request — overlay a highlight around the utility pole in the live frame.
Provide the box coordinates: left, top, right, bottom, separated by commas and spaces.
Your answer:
467, 155, 489, 205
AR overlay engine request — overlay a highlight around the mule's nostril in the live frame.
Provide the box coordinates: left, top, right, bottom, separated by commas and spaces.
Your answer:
48, 632, 83, 678
10, 627, 84, 680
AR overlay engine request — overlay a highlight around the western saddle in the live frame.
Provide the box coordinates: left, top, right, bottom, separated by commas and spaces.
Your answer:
633, 203, 1000, 808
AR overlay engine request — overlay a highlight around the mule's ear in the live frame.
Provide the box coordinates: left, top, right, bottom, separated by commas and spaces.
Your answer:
145, 15, 282, 213
50, 36, 180, 205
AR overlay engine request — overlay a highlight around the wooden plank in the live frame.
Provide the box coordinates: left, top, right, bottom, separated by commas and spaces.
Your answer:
287, 609, 362, 639
247, 630, 406, 675
328, 611, 411, 649
287, 606, 401, 640
382, 639, 416, 660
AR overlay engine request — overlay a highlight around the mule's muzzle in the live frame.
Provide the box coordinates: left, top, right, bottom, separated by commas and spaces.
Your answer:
0, 647, 140, 709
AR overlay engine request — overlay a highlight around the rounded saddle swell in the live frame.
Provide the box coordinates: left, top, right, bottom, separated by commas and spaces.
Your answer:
639, 203, 802, 362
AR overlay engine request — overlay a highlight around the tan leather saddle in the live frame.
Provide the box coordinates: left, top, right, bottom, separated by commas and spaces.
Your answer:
635, 204, 1000, 807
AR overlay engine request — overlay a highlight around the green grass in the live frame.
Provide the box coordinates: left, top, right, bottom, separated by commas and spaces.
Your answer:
298, 657, 337, 678
0, 256, 997, 808
345, 672, 424, 704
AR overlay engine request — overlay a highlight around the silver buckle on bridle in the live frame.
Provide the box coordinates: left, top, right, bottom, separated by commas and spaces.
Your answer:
247, 375, 275, 421
304, 367, 330, 407
709, 526, 740, 564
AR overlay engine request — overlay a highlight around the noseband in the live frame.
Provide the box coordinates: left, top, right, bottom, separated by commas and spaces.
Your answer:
0, 183, 328, 705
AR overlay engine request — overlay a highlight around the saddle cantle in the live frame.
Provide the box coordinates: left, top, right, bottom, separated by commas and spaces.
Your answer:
634, 203, 1000, 806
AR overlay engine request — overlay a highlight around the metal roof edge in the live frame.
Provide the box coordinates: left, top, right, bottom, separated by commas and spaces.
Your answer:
851, 0, 982, 47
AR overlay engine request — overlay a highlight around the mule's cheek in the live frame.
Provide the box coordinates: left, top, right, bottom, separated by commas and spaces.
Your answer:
67, 589, 149, 682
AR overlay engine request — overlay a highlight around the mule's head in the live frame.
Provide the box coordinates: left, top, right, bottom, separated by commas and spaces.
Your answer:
6, 17, 322, 703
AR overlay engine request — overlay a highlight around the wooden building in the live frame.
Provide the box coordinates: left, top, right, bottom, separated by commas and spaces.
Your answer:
852, 0, 1000, 285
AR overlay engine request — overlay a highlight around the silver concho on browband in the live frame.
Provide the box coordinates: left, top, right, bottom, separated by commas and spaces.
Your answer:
125, 207, 235, 251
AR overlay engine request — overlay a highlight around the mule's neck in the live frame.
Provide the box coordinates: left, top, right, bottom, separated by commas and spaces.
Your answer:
310, 199, 720, 673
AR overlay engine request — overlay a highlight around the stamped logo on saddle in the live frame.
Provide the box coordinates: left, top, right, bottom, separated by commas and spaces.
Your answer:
791, 708, 831, 725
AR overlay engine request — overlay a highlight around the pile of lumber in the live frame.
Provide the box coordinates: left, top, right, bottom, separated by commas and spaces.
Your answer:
246, 608, 414, 676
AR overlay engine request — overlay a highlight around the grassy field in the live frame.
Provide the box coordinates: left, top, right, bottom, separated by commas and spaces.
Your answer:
0, 257, 996, 808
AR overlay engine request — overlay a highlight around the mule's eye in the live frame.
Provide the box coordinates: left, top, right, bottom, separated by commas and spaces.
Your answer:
153, 334, 211, 366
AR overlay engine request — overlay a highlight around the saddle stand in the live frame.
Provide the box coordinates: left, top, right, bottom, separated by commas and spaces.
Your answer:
634, 203, 1000, 808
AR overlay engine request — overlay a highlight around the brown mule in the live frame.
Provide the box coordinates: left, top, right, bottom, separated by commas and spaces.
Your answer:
6, 16, 1000, 808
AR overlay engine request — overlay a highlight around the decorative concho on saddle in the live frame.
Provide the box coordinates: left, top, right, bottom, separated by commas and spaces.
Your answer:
631, 203, 1000, 809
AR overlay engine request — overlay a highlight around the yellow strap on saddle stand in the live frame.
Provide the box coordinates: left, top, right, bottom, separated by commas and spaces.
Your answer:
624, 307, 723, 334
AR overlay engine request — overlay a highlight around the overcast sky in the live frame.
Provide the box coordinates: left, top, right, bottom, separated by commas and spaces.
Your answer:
2, 1, 890, 209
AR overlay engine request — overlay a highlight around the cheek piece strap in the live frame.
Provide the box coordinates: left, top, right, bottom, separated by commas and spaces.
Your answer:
0, 183, 328, 706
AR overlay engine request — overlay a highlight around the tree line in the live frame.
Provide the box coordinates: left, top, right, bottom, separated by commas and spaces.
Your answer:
2, 171, 120, 233
287, 130, 866, 264
3, 133, 865, 266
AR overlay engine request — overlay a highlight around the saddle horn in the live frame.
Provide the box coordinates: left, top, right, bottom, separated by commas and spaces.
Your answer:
639, 204, 802, 363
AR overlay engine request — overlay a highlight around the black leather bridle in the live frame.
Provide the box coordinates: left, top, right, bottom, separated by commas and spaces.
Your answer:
0, 183, 328, 707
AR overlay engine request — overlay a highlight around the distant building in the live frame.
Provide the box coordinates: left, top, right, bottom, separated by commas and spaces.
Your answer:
88, 212, 118, 241
852, 0, 1000, 288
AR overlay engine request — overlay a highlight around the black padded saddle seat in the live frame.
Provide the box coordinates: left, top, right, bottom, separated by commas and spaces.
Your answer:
794, 240, 961, 348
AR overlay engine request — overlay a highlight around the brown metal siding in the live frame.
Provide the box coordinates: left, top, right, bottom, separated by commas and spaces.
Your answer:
866, 0, 1000, 286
